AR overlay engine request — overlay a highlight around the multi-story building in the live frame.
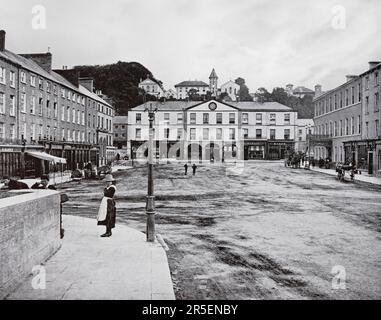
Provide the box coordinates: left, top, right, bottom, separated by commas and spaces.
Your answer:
175, 80, 209, 100
295, 118, 314, 153
286, 84, 315, 98
127, 99, 297, 162
313, 61, 381, 175
313, 75, 362, 163
343, 62, 381, 174
113, 116, 128, 157
0, 30, 114, 178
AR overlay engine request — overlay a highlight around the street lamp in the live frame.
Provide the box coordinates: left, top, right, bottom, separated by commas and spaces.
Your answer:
305, 124, 312, 169
144, 102, 158, 242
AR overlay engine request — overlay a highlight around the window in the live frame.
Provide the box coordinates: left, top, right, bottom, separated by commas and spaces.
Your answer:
20, 71, 26, 84
351, 117, 355, 135
0, 92, 4, 114
0, 67, 5, 84
164, 113, 170, 124
229, 128, 235, 140
9, 95, 15, 116
20, 122, 26, 139
203, 128, 209, 140
203, 113, 209, 124
284, 113, 290, 124
375, 93, 379, 112
81, 111, 85, 125
0, 123, 4, 139
54, 85, 58, 95
216, 113, 222, 124
340, 120, 343, 136
242, 113, 248, 124
243, 128, 248, 138
329, 97, 332, 112
358, 115, 361, 134
334, 94, 337, 110
72, 109, 76, 123
358, 83, 361, 102
365, 96, 369, 113
216, 128, 222, 140
351, 86, 355, 105
135, 128, 141, 139
256, 113, 262, 125
164, 128, 170, 139
31, 124, 36, 140
46, 100, 51, 118
189, 128, 196, 140
9, 124, 15, 139
270, 129, 276, 140
256, 129, 262, 139
269, 113, 276, 124
77, 110, 81, 124
38, 78, 43, 90
345, 89, 349, 106
334, 121, 337, 136
366, 122, 369, 138
61, 88, 65, 98
365, 76, 369, 90
190, 113, 196, 124
177, 113, 183, 124
177, 128, 183, 139
20, 93, 26, 113
375, 72, 379, 86
229, 113, 235, 124
345, 118, 349, 135
284, 129, 290, 140
376, 120, 379, 137
135, 113, 141, 124
46, 82, 51, 93
9, 71, 15, 87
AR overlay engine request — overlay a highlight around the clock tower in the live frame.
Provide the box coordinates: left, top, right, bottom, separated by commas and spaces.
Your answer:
209, 68, 218, 97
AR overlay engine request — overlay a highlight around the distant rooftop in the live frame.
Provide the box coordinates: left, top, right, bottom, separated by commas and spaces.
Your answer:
175, 80, 209, 88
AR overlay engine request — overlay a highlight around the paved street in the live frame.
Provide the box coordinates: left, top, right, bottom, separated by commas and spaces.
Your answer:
60, 162, 381, 300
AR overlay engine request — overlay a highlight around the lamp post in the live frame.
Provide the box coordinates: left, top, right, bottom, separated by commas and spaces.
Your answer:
305, 124, 312, 169
144, 102, 158, 242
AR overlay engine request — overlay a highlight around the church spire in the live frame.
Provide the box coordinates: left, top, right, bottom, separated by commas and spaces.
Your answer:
209, 68, 218, 79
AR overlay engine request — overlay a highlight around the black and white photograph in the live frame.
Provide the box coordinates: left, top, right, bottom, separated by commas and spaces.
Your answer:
0, 0, 380, 313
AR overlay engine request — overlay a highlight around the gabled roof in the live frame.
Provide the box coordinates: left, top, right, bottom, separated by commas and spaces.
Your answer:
209, 68, 218, 79
78, 85, 112, 107
230, 101, 293, 111
131, 101, 199, 111
220, 80, 239, 87
175, 80, 209, 87
0, 49, 112, 107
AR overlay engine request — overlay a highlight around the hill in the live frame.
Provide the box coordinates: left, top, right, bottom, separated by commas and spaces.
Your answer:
73, 61, 161, 115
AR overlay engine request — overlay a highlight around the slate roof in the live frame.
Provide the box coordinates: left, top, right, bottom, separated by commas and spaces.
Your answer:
131, 101, 199, 111
174, 80, 209, 87
132, 100, 292, 112
0, 49, 111, 106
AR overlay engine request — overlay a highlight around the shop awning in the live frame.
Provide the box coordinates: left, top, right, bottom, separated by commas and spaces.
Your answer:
26, 151, 67, 164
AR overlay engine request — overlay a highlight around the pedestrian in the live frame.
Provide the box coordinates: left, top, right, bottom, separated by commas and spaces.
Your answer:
192, 163, 197, 176
184, 163, 188, 175
31, 175, 56, 190
97, 174, 117, 238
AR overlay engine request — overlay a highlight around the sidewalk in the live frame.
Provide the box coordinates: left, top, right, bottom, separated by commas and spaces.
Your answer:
6, 215, 175, 300
310, 167, 381, 187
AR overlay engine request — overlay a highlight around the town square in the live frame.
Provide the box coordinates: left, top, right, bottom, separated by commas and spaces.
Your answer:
0, 0, 380, 309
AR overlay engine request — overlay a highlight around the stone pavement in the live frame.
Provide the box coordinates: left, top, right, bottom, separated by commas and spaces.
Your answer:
6, 215, 175, 300
310, 167, 381, 187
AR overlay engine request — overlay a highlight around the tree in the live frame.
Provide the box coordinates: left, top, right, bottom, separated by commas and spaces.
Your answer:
271, 87, 289, 105
235, 77, 253, 101
254, 87, 272, 103
187, 88, 202, 101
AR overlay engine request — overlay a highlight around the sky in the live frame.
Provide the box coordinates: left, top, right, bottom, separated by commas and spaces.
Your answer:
1, 0, 380, 93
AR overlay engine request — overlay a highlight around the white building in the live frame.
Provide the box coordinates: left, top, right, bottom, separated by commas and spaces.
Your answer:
139, 77, 164, 98
127, 99, 297, 162
220, 80, 240, 101
174, 80, 209, 100
295, 118, 315, 153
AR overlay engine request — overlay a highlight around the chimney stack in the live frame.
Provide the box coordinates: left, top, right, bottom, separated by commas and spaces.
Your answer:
345, 75, 357, 82
314, 84, 322, 97
368, 61, 381, 70
20, 53, 52, 72
79, 77, 94, 92
0, 30, 5, 51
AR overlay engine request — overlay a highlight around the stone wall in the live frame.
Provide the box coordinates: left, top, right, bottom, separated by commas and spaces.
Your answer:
0, 190, 61, 299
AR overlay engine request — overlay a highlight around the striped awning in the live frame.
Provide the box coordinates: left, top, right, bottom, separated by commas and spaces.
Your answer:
26, 151, 67, 164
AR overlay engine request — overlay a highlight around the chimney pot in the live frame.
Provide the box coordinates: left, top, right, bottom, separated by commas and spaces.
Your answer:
314, 84, 322, 97
369, 61, 381, 70
0, 30, 5, 51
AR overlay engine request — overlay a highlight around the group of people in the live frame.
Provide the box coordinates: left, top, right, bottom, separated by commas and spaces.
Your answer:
0, 175, 56, 190
183, 163, 198, 176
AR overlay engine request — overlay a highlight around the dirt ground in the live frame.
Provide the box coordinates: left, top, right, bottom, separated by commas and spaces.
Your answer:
59, 161, 381, 300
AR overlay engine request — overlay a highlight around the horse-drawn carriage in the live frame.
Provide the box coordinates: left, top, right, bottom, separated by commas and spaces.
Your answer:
335, 163, 356, 182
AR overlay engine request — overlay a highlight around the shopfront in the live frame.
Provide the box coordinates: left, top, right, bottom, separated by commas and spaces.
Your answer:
244, 141, 265, 160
